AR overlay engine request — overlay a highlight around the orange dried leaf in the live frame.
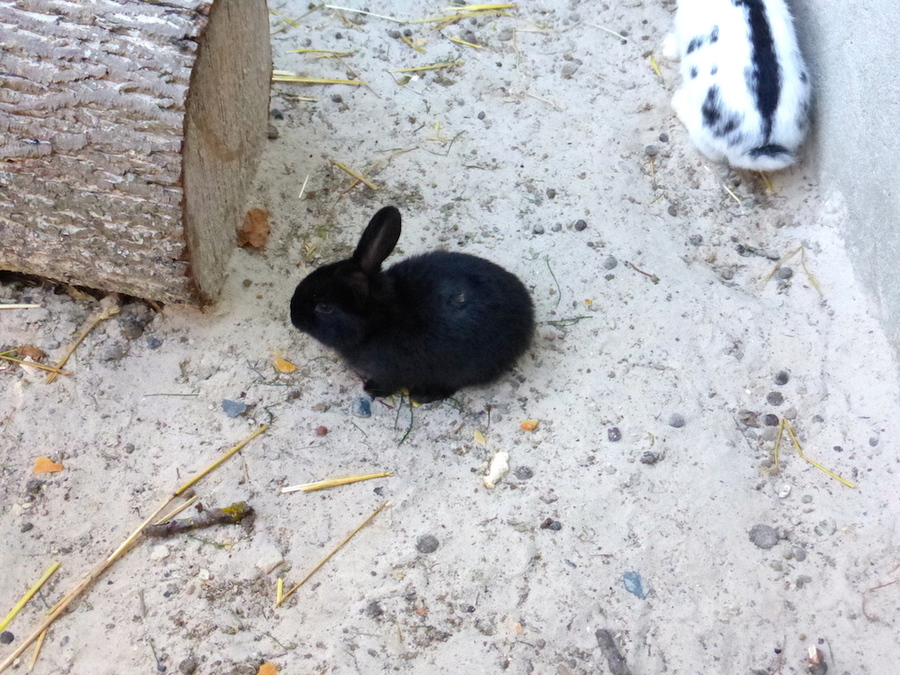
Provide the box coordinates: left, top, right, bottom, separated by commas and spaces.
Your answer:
520, 419, 539, 431
273, 350, 297, 373
34, 457, 63, 474
258, 664, 278, 675
239, 208, 271, 248
18, 346, 47, 361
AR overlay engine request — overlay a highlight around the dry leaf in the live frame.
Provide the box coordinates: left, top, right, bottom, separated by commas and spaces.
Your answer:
273, 350, 297, 373
474, 429, 486, 445
257, 664, 278, 675
34, 457, 64, 474
520, 419, 539, 431
239, 209, 271, 248
18, 346, 47, 361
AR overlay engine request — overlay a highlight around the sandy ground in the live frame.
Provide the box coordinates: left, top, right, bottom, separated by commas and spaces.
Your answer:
2, 3, 899, 674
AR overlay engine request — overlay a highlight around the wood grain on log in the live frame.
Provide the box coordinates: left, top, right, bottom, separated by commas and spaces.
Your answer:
0, 0, 271, 303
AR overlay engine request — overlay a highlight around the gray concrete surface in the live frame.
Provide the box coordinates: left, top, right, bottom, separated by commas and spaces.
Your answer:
792, 1, 900, 352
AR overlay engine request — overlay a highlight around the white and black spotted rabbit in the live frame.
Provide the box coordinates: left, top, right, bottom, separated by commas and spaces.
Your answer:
290, 206, 535, 404
664, 0, 811, 171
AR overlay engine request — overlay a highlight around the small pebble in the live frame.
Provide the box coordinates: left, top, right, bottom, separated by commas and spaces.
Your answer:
546, 188, 557, 199
801, 494, 813, 504
540, 518, 562, 531
0, 631, 13, 645
782, 407, 797, 420
366, 600, 385, 618
532, 224, 545, 235
221, 399, 248, 418
124, 443, 136, 453
178, 656, 199, 675
157, 664, 167, 673
607, 427, 622, 442
795, 574, 812, 589
315, 426, 328, 437
766, 391, 784, 406
465, 605, 476, 613
20, 522, 33, 533
775, 266, 794, 280
388, 29, 401, 38
475, 619, 496, 636
498, 27, 514, 41
561, 62, 580, 79
270, 108, 284, 120
774, 370, 789, 385
812, 414, 824, 423
814, 519, 836, 537
603, 256, 618, 270
622, 571, 647, 599
658, 132, 669, 143
150, 545, 170, 561
869, 435, 880, 447
777, 484, 792, 499
514, 466, 534, 480
348, 397, 373, 419
720, 268, 735, 280
551, 223, 562, 232
668, 413, 685, 428
667, 204, 678, 217
402, 28, 412, 37
793, 547, 807, 562
335, 31, 344, 39
644, 144, 659, 157
763, 414, 779, 427
477, 111, 486, 120
574, 219, 587, 231
749, 524, 779, 549
146, 337, 163, 349
267, 123, 279, 139
688, 234, 703, 246
640, 451, 661, 465
416, 535, 439, 554
25, 479, 43, 495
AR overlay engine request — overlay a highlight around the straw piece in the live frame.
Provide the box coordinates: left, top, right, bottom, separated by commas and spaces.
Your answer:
331, 161, 378, 190
27, 630, 47, 672
153, 495, 200, 526
0, 304, 41, 309
272, 72, 366, 86
388, 61, 463, 73
292, 48, 352, 55
278, 501, 389, 606
784, 419, 856, 488
444, 3, 517, 10
324, 5, 406, 23
0, 562, 60, 632
175, 425, 269, 496
448, 36, 484, 49
400, 34, 426, 53
45, 305, 119, 383
281, 472, 392, 493
0, 355, 70, 375
275, 578, 284, 607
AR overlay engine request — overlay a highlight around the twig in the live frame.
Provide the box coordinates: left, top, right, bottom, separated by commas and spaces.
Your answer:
388, 61, 464, 73
298, 173, 311, 200
282, 472, 392, 493
624, 261, 660, 284
587, 23, 628, 42
45, 305, 120, 383
278, 501, 390, 606
145, 502, 253, 537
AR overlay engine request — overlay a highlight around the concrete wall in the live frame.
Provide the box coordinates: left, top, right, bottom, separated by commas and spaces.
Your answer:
790, 1, 900, 350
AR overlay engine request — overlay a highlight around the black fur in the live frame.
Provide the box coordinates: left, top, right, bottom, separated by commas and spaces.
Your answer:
741, 0, 781, 139
290, 206, 535, 403
702, 85, 744, 142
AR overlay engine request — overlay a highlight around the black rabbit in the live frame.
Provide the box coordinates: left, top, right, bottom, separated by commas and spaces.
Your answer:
290, 206, 534, 403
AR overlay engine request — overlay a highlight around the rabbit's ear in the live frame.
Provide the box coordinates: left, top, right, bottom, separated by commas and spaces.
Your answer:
353, 206, 402, 276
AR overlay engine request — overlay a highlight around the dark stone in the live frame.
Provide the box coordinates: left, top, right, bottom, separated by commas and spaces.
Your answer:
774, 370, 789, 385
416, 535, 439, 554
607, 427, 622, 442
766, 392, 784, 406
574, 219, 587, 231
514, 466, 534, 480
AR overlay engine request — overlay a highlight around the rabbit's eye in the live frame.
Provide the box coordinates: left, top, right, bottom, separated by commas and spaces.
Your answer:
315, 302, 334, 314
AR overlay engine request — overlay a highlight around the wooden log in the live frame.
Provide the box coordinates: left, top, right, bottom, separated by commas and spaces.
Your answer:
0, 0, 271, 304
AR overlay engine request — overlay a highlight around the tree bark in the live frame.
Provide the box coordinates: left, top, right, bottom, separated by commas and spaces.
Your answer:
0, 0, 271, 304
